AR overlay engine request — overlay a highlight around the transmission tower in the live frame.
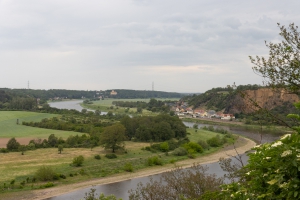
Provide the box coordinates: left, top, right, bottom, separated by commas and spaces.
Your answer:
152, 82, 154, 91
28, 81, 29, 89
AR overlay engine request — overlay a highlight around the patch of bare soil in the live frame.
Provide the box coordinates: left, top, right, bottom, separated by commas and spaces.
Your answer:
4, 137, 255, 200
0, 138, 33, 148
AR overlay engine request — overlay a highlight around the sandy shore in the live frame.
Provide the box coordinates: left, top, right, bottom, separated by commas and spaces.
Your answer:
5, 137, 255, 200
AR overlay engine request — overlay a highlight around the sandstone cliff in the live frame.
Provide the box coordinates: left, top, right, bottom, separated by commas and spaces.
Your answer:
227, 88, 299, 114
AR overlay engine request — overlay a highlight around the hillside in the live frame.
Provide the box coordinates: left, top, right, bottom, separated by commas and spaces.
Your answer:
185, 85, 300, 118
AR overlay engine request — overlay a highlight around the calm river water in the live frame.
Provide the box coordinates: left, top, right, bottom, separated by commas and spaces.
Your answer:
46, 101, 279, 200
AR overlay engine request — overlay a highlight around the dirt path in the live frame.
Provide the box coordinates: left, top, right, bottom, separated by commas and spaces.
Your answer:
5, 137, 255, 200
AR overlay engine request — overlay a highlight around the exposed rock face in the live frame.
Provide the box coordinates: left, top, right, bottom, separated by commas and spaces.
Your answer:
227, 88, 299, 114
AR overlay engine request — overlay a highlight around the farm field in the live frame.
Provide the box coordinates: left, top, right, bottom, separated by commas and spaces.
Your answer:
0, 111, 83, 147
81, 98, 179, 115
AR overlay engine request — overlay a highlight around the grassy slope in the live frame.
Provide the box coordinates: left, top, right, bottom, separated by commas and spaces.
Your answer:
0, 111, 82, 138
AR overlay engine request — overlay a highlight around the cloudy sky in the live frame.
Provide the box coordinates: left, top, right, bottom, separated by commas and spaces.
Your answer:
0, 0, 299, 93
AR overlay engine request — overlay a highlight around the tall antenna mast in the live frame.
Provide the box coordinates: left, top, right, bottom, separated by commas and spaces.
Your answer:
152, 82, 154, 91
28, 81, 29, 89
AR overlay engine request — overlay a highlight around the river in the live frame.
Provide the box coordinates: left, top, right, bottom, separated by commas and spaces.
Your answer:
46, 101, 279, 200
48, 100, 107, 115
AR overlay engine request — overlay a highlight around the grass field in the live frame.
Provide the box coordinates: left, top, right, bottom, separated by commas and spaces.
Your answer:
0, 126, 225, 187
81, 98, 179, 116
0, 111, 83, 147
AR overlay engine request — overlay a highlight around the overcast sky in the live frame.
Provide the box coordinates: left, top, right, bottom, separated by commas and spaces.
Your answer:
0, 0, 299, 93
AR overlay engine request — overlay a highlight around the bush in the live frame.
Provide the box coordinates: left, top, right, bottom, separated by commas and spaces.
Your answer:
105, 153, 117, 159
59, 174, 66, 179
39, 182, 54, 188
123, 163, 133, 172
182, 142, 203, 153
94, 154, 101, 160
172, 147, 188, 156
72, 155, 84, 167
207, 135, 223, 147
150, 143, 161, 151
146, 156, 163, 166
35, 166, 56, 181
0, 148, 9, 153
197, 140, 209, 150
159, 142, 169, 152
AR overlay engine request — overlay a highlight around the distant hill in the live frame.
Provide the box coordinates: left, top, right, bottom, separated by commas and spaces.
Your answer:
0, 88, 185, 102
103, 89, 185, 99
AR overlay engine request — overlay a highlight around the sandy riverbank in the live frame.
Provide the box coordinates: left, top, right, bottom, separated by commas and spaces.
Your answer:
4, 137, 256, 200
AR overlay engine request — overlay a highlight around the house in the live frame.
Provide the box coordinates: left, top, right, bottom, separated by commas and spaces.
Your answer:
110, 90, 118, 95
186, 108, 193, 114
221, 114, 235, 120
199, 111, 208, 117
207, 110, 216, 118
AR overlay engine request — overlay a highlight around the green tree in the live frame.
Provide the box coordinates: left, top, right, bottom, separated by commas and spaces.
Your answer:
48, 134, 58, 147
82, 108, 87, 114
58, 145, 63, 154
100, 123, 126, 153
250, 23, 300, 95
95, 109, 101, 116
220, 23, 300, 200
136, 107, 142, 113
6, 137, 20, 151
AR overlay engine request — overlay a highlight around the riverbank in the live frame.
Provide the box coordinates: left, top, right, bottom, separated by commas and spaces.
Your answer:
3, 137, 255, 200
182, 117, 289, 135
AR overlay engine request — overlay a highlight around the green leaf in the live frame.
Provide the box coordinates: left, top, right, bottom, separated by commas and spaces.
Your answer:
294, 191, 298, 198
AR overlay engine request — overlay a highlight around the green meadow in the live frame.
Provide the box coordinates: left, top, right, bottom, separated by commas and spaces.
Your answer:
0, 111, 82, 139
0, 112, 227, 184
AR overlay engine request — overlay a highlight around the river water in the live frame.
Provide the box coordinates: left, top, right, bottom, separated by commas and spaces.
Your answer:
48, 100, 107, 115
46, 101, 280, 200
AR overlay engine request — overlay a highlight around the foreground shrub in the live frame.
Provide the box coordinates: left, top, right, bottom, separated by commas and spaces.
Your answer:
84, 188, 121, 200
72, 155, 84, 167
35, 166, 55, 181
129, 165, 224, 199
105, 153, 117, 159
221, 133, 300, 199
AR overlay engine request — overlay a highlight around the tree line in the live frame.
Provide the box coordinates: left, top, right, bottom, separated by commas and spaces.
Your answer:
120, 114, 187, 142
112, 98, 175, 113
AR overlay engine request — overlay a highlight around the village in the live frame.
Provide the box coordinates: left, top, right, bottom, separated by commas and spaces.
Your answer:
171, 102, 235, 120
